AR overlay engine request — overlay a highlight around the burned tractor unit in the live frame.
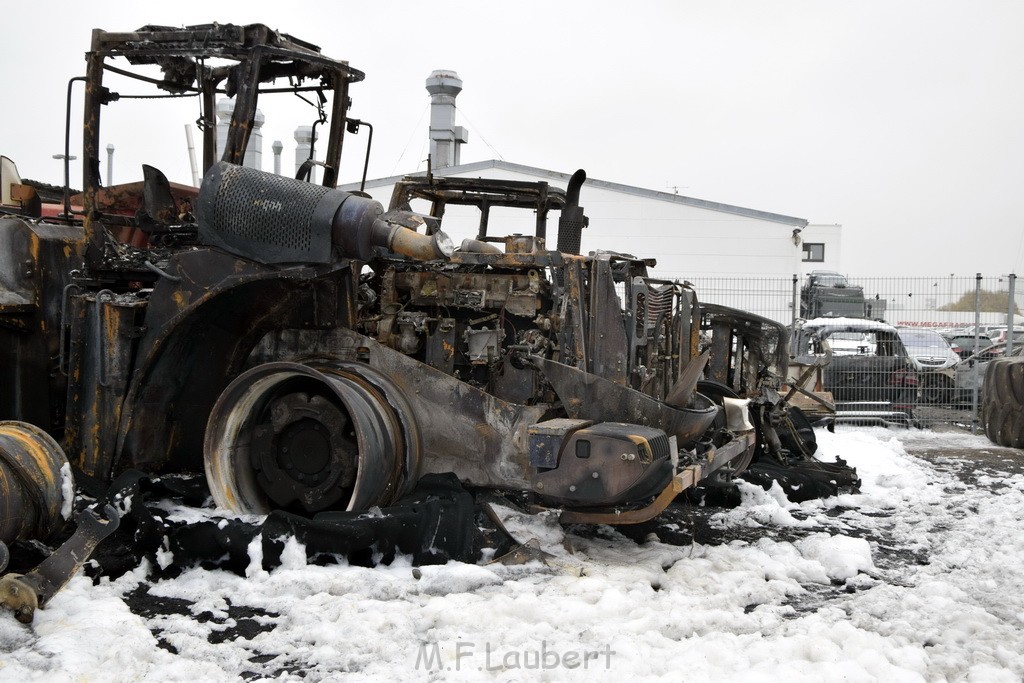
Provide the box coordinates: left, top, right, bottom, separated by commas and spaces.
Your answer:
0, 24, 855, 622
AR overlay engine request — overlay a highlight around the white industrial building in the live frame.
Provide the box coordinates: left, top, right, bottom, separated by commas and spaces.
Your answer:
337, 70, 844, 285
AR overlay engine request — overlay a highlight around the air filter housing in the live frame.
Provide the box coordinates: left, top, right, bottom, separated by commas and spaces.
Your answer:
197, 161, 381, 264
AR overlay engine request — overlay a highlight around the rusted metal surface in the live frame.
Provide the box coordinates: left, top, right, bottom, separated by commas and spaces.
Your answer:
0, 421, 72, 545
389, 175, 569, 243
63, 290, 146, 479
531, 356, 718, 444
0, 504, 119, 623
557, 431, 757, 525
79, 24, 364, 275
95, 169, 761, 513
205, 360, 420, 514
0, 218, 84, 431
558, 471, 686, 526
0, 23, 858, 622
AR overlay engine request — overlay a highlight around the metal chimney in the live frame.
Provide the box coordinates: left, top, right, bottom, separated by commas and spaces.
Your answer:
105, 144, 114, 186
272, 140, 283, 175
294, 126, 317, 183
426, 70, 469, 169
216, 98, 264, 170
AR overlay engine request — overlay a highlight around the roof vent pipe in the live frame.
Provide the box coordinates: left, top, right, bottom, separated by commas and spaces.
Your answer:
426, 70, 469, 169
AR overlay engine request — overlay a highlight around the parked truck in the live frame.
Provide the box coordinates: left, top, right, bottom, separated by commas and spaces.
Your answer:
0, 24, 854, 623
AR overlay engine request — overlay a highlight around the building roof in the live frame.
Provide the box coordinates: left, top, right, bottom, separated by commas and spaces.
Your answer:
341, 158, 808, 228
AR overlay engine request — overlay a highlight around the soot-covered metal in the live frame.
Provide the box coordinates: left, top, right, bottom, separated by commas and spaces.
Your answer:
0, 23, 857, 623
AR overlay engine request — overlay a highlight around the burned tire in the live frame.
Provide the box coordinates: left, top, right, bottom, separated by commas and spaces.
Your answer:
982, 395, 1024, 450
980, 358, 1024, 449
995, 406, 1020, 449
983, 403, 1006, 445
204, 362, 420, 515
986, 359, 1015, 407
1009, 360, 1024, 407
1006, 413, 1024, 449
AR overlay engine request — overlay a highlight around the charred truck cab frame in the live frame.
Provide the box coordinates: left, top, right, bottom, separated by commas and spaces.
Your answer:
1, 23, 854, 621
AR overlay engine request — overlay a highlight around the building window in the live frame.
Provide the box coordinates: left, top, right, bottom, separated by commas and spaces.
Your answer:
802, 242, 825, 262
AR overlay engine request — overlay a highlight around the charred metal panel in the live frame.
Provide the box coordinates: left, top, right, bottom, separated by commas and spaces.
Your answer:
531, 356, 719, 445
394, 271, 541, 317
587, 257, 629, 385
63, 291, 146, 479
706, 321, 734, 387
530, 422, 672, 506
0, 218, 39, 314
114, 249, 357, 475
489, 361, 539, 405
424, 318, 456, 374
528, 418, 592, 468
0, 218, 83, 432
328, 327, 547, 491
559, 258, 589, 370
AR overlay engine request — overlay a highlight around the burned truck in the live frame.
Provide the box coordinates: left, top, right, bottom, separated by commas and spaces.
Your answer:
0, 24, 853, 620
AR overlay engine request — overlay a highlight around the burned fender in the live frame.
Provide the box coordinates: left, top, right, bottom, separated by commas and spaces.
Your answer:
104, 250, 358, 479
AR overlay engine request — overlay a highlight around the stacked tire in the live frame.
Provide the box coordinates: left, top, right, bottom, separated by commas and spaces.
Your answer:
982, 357, 1024, 448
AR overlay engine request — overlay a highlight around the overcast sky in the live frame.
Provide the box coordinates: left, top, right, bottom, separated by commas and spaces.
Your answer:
4, 1, 1022, 276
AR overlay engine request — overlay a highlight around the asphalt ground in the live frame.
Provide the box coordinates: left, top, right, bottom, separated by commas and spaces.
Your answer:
901, 436, 1024, 477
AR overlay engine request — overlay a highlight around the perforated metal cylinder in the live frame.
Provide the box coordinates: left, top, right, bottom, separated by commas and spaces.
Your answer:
557, 169, 588, 255
198, 161, 341, 263
198, 161, 450, 265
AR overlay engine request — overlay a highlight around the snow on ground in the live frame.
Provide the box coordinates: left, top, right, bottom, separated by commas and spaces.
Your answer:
2, 428, 1024, 682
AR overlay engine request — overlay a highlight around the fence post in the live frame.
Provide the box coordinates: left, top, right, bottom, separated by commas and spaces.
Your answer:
791, 274, 799, 330
971, 273, 982, 433
1008, 273, 1017, 356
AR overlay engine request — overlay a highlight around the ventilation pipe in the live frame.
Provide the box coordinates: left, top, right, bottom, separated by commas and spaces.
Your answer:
426, 70, 469, 169
272, 140, 283, 175
294, 126, 317, 182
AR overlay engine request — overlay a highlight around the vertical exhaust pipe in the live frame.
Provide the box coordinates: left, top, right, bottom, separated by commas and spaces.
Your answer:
557, 169, 589, 255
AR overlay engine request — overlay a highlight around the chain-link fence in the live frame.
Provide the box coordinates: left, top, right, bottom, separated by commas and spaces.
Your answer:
680, 273, 1021, 432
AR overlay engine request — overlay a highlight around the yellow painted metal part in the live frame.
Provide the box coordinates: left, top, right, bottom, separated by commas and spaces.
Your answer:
625, 433, 654, 464
0, 421, 72, 544
388, 227, 451, 261
557, 471, 685, 526
556, 431, 757, 525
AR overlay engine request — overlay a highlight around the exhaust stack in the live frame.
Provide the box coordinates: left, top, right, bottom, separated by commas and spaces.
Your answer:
557, 169, 589, 255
